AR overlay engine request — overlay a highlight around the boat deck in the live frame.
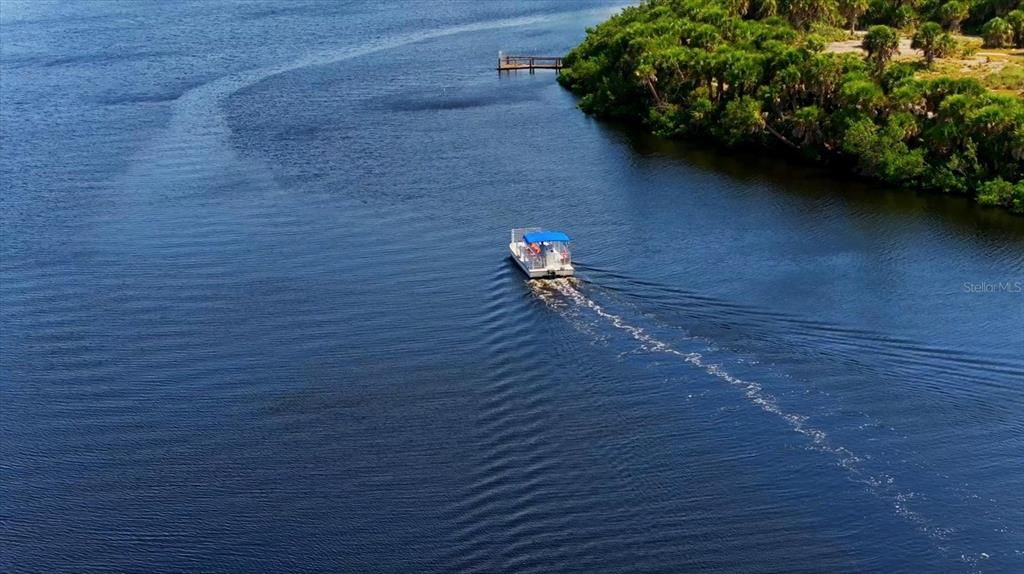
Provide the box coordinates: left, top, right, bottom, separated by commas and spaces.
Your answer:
508, 227, 574, 278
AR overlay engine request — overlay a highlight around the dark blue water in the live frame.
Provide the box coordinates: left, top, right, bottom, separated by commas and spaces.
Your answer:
2, 2, 1023, 572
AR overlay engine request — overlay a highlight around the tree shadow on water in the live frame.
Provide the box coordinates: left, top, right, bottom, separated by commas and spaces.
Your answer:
596, 119, 1024, 243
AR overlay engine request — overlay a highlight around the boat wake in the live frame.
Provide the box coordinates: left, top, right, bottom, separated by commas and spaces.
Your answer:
529, 277, 997, 573
535, 278, 860, 467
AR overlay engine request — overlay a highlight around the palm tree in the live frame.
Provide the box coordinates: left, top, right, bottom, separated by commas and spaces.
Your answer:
838, 0, 869, 34
1007, 10, 1024, 48
982, 17, 1013, 49
785, 0, 839, 31
862, 25, 900, 75
755, 0, 778, 18
725, 0, 751, 17
634, 63, 663, 106
939, 1, 969, 34
912, 22, 955, 67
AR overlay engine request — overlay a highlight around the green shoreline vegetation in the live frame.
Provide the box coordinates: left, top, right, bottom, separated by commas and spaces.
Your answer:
558, 0, 1024, 213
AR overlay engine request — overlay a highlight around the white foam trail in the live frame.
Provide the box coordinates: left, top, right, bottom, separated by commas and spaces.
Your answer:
535, 279, 983, 567
547, 279, 855, 460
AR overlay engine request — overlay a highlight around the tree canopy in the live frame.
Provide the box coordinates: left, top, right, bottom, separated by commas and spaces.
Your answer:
559, 0, 1024, 214
983, 16, 1014, 47
939, 1, 969, 33
911, 22, 956, 66
863, 25, 900, 75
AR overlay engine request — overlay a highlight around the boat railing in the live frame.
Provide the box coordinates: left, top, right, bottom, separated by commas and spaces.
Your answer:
523, 251, 545, 270
520, 244, 570, 270
511, 227, 542, 245
547, 242, 571, 267
510, 228, 571, 271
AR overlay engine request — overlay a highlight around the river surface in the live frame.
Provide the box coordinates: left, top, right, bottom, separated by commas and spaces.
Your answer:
2, 2, 1023, 572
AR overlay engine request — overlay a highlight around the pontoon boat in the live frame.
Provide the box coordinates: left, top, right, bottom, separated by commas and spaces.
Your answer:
509, 228, 574, 278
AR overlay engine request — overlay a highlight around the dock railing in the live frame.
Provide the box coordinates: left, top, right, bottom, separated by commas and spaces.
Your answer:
497, 53, 564, 72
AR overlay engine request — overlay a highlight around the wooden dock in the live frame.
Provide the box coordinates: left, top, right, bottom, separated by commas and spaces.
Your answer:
497, 53, 564, 73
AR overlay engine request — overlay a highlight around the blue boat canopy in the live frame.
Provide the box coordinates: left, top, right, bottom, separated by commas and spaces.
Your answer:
523, 230, 571, 243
